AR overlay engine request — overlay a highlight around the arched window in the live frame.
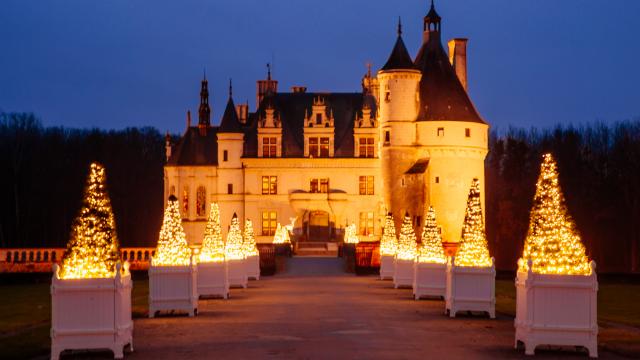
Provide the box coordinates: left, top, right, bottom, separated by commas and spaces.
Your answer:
144, 251, 149, 261
183, 186, 189, 215
43, 252, 49, 262
122, 251, 128, 261
137, 251, 142, 261
36, 251, 41, 262
129, 251, 134, 261
5, 252, 11, 262
21, 251, 26, 262
13, 251, 19, 262
196, 186, 206, 217
51, 251, 57, 262
29, 251, 34, 262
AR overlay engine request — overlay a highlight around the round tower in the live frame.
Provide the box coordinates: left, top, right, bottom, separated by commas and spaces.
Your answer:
378, 19, 423, 229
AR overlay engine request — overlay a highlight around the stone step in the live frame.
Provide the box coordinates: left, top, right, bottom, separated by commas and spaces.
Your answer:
295, 248, 338, 257
297, 242, 329, 249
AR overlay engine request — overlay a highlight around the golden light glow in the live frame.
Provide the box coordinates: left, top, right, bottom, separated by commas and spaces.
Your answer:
272, 223, 291, 244
343, 223, 359, 244
153, 196, 192, 266
417, 207, 446, 264
455, 179, 492, 267
242, 219, 259, 257
379, 213, 397, 256
518, 154, 591, 275
225, 214, 245, 260
396, 214, 417, 260
199, 203, 225, 263
60, 162, 120, 279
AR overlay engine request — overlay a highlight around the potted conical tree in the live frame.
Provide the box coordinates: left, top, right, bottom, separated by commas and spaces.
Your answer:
393, 213, 417, 288
226, 213, 247, 288
413, 206, 447, 299
197, 203, 229, 299
51, 162, 133, 360
379, 213, 397, 280
515, 154, 597, 357
243, 219, 260, 280
445, 178, 495, 318
148, 195, 197, 317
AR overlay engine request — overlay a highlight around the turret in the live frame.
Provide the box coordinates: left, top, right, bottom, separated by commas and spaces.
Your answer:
256, 63, 278, 108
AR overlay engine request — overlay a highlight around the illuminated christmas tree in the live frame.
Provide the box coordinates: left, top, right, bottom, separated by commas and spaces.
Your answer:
225, 214, 245, 260
518, 154, 590, 275
380, 213, 397, 256
242, 219, 259, 257
272, 223, 291, 244
455, 179, 492, 267
60, 162, 120, 279
396, 213, 417, 260
343, 223, 359, 244
199, 203, 225, 263
417, 206, 446, 264
154, 195, 191, 266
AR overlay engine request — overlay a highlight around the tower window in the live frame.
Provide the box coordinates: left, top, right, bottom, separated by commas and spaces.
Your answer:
465, 128, 471, 137
227, 183, 233, 194
223, 150, 228, 162
384, 131, 390, 143
385, 91, 391, 102
437, 128, 444, 137
435, 176, 440, 184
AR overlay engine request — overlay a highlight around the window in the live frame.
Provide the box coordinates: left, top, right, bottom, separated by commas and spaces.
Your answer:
435, 176, 440, 184
182, 186, 189, 215
384, 91, 390, 102
316, 113, 322, 125
262, 137, 277, 158
359, 212, 375, 236
223, 150, 228, 162
262, 176, 277, 195
359, 138, 375, 158
359, 176, 374, 195
262, 211, 277, 236
437, 127, 444, 137
308, 137, 330, 158
465, 128, 471, 137
401, 177, 406, 187
196, 186, 206, 217
310, 178, 329, 193
227, 183, 233, 194
384, 131, 390, 143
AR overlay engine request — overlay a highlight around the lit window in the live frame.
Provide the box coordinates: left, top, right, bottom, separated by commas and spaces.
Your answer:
320, 137, 330, 157
262, 137, 277, 158
310, 178, 329, 193
196, 186, 206, 217
437, 127, 444, 137
262, 176, 277, 195
465, 128, 471, 137
359, 212, 375, 236
359, 176, 374, 195
262, 211, 277, 236
359, 138, 375, 158
309, 137, 330, 158
182, 186, 189, 215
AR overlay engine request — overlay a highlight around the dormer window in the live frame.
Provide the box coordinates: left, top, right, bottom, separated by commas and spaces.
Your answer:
304, 95, 335, 157
359, 138, 375, 158
316, 113, 322, 125
262, 137, 277, 158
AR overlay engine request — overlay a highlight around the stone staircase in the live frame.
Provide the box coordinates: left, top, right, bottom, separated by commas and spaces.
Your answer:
294, 242, 339, 257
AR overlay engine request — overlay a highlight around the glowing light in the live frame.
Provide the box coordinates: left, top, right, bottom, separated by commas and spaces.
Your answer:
396, 213, 417, 260
199, 203, 225, 263
518, 154, 591, 275
455, 179, 492, 267
379, 213, 397, 256
242, 219, 259, 257
225, 214, 245, 260
60, 162, 120, 279
153, 196, 192, 266
417, 206, 447, 264
343, 223, 359, 244
272, 223, 291, 244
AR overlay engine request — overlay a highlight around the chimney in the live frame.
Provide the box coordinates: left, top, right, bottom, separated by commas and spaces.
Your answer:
186, 110, 192, 128
165, 132, 172, 160
256, 63, 278, 108
236, 103, 249, 124
448, 38, 468, 90
291, 86, 307, 93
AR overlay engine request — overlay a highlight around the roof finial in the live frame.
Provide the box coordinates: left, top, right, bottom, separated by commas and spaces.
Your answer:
397, 16, 402, 36
431, 0, 435, 9
229, 78, 233, 98
203, 68, 207, 81
267, 63, 272, 81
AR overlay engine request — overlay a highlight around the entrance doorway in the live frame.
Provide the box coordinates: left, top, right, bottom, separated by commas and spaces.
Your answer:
305, 211, 332, 241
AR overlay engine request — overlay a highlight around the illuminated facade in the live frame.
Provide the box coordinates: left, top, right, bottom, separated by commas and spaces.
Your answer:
164, 3, 489, 246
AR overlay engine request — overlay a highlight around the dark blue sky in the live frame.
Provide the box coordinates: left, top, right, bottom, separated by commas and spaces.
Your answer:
1, 0, 639, 133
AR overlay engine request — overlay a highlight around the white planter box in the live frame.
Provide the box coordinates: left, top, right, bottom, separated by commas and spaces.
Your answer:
148, 257, 197, 317
393, 258, 414, 289
245, 255, 260, 280
515, 262, 598, 357
227, 258, 248, 288
413, 262, 446, 300
197, 261, 229, 299
51, 263, 133, 360
379, 255, 394, 280
445, 257, 495, 318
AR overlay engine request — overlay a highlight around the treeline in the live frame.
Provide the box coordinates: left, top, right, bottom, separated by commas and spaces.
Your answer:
487, 121, 640, 273
0, 112, 165, 248
1, 112, 639, 272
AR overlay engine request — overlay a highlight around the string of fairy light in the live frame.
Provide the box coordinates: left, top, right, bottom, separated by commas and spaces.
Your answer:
199, 203, 225, 263
225, 214, 245, 260
379, 213, 397, 256
518, 154, 591, 275
243, 219, 259, 257
455, 178, 492, 267
417, 206, 446, 264
396, 213, 417, 260
60, 163, 120, 279
154, 196, 192, 266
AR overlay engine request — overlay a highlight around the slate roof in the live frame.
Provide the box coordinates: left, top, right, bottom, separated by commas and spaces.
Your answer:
219, 97, 243, 133
167, 126, 218, 166
244, 92, 378, 158
381, 34, 418, 71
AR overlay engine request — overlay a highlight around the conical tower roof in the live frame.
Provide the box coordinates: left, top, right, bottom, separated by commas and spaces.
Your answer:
381, 19, 418, 71
218, 81, 243, 133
